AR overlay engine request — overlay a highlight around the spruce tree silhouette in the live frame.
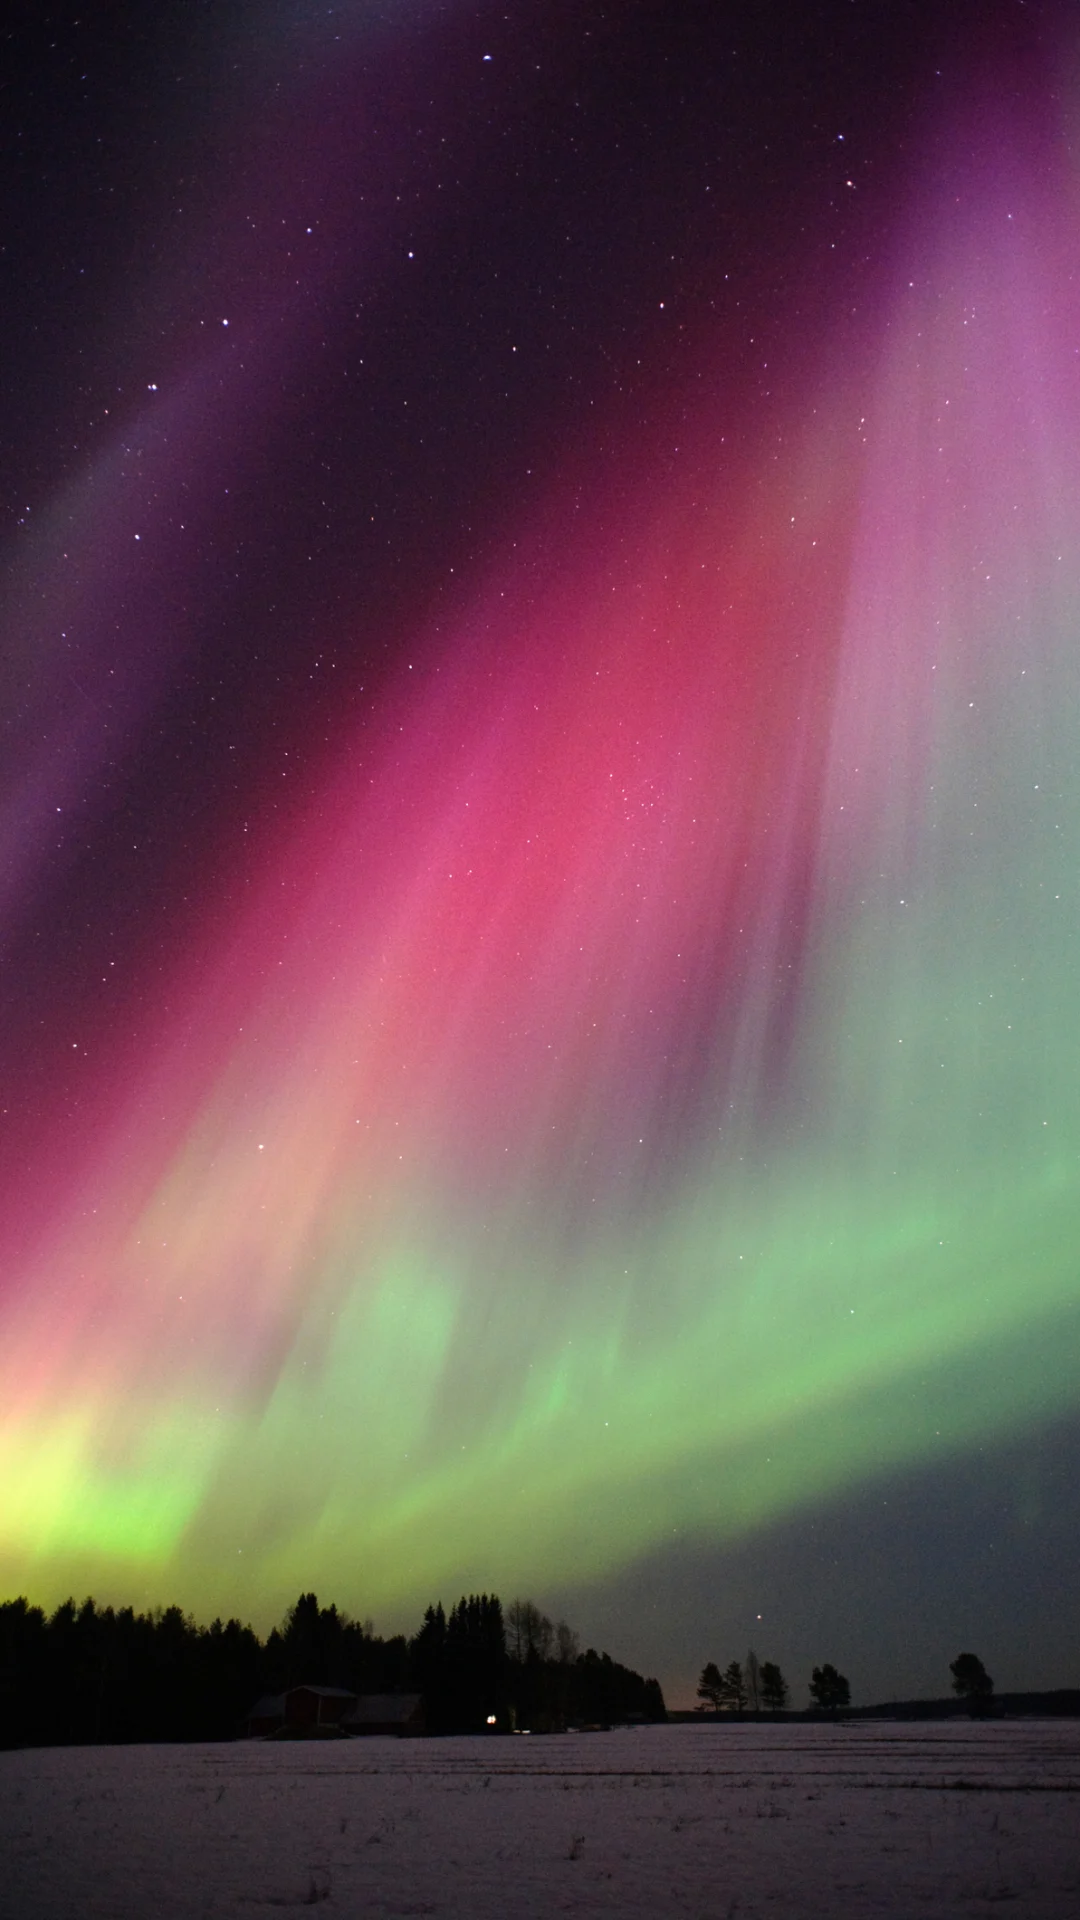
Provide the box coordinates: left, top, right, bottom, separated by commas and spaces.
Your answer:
719, 1660, 747, 1712
759, 1661, 789, 1712
696, 1661, 724, 1714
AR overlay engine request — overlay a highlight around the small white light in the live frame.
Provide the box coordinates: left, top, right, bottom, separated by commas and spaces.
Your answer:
486, 1714, 497, 1725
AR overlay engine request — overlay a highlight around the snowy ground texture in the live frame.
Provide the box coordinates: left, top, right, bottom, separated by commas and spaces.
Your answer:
3, 1721, 1079, 1919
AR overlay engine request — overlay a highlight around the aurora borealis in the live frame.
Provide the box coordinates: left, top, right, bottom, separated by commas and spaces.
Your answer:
4, 0, 1080, 1703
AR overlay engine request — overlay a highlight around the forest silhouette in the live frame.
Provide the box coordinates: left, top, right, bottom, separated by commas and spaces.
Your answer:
0, 1590, 665, 1747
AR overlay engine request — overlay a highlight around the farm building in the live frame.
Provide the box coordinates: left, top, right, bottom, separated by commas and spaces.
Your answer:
342, 1694, 425, 1737
245, 1688, 425, 1738
245, 1685, 356, 1737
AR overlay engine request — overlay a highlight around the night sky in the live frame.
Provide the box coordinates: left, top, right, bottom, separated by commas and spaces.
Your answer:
4, 0, 1080, 1710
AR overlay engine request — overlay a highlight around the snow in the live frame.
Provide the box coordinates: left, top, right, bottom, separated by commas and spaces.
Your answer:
3, 1720, 1079, 1917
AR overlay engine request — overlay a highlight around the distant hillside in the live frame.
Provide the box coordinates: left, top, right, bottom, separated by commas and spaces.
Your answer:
851, 1691, 1080, 1720
668, 1691, 1080, 1722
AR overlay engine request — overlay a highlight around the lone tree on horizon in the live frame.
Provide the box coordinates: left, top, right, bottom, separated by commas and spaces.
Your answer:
809, 1663, 850, 1713
950, 1652, 993, 1707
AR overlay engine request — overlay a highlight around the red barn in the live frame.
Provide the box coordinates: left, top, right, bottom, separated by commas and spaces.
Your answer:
245, 1685, 357, 1737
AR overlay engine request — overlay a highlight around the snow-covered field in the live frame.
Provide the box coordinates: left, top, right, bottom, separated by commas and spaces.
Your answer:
3, 1720, 1079, 1918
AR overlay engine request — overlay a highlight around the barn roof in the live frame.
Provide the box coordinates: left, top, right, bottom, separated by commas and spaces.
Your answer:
286, 1684, 357, 1700
345, 1693, 423, 1723
247, 1693, 286, 1720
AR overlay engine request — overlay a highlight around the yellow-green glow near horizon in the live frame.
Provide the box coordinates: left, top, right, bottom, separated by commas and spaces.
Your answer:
4, 40, 1080, 1638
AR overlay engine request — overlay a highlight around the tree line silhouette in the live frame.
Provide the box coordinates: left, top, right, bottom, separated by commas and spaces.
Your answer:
697, 1649, 999, 1715
696, 1650, 793, 1714
0, 1589, 665, 1747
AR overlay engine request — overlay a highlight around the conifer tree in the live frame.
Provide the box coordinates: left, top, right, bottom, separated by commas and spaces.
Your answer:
760, 1661, 789, 1711
696, 1660, 723, 1713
